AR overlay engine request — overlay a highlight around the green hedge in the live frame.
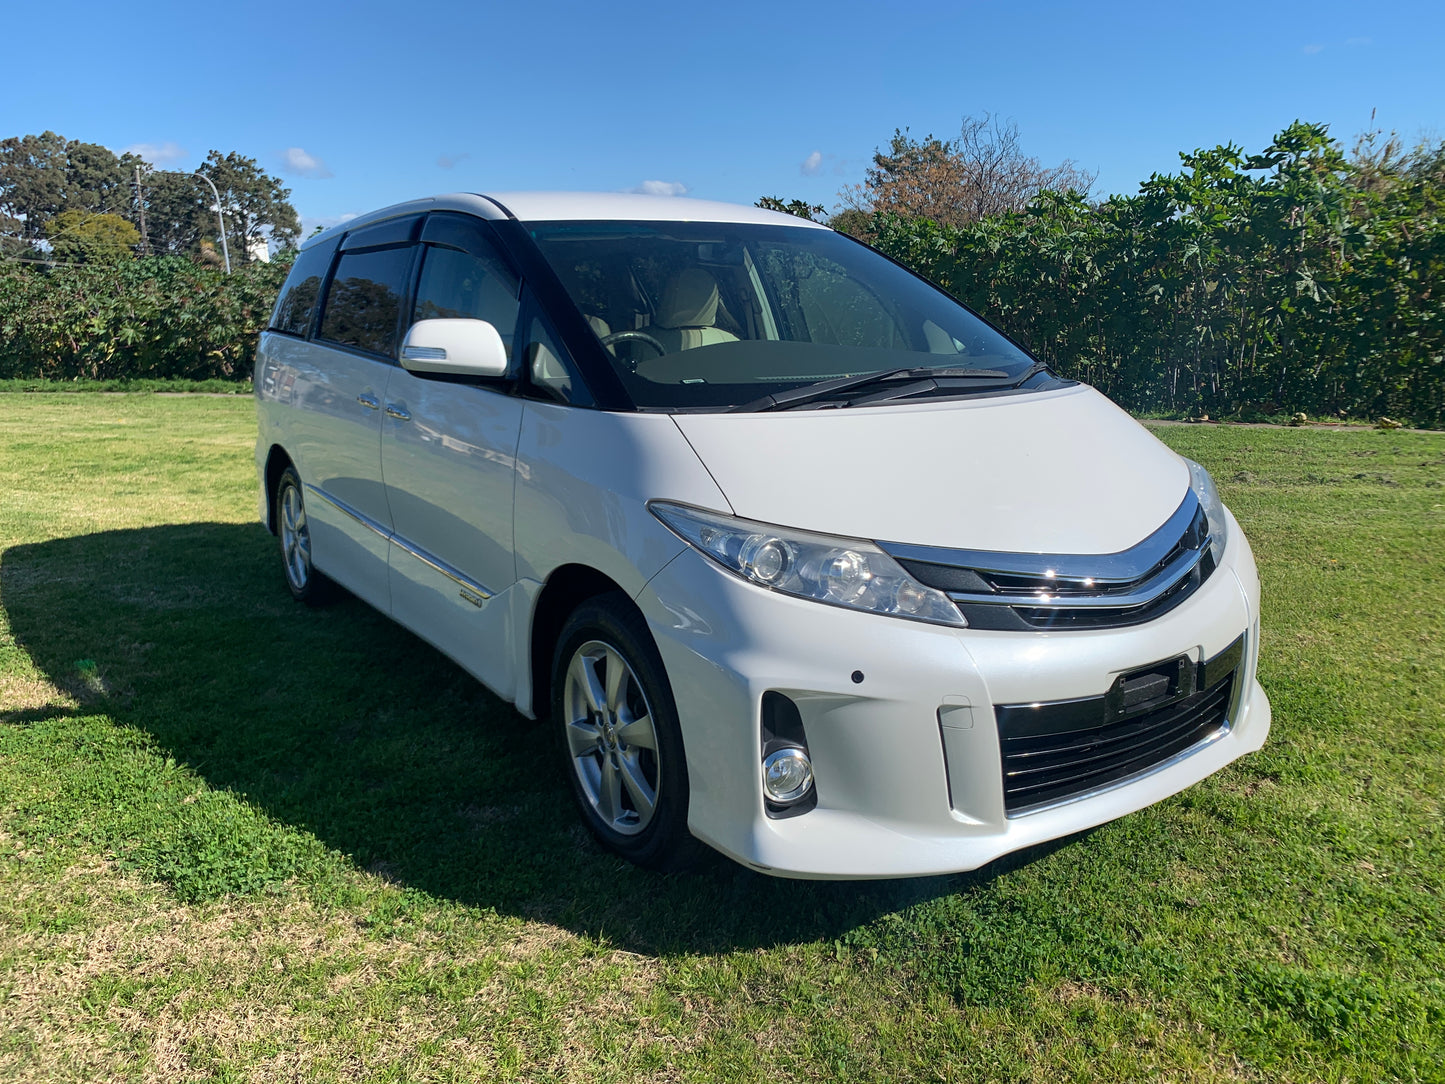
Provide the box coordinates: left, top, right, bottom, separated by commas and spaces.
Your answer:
0, 254, 290, 382
870, 123, 1445, 428
2, 123, 1441, 428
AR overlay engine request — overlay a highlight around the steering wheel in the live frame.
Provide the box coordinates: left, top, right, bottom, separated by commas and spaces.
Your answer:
599, 329, 666, 358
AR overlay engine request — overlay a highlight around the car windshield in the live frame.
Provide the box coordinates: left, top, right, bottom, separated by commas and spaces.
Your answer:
527, 220, 1038, 410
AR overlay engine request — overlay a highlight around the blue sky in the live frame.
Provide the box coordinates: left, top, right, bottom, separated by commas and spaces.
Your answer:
4, 0, 1442, 232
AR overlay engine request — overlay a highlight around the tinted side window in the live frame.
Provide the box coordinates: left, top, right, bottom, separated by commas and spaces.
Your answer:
270, 235, 340, 336
317, 246, 414, 357
413, 245, 520, 359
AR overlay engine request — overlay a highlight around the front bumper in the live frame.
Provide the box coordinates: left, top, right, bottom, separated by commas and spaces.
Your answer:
635, 511, 1270, 879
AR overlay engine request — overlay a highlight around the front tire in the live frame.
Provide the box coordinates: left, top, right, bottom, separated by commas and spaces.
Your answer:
274, 466, 335, 606
552, 594, 703, 871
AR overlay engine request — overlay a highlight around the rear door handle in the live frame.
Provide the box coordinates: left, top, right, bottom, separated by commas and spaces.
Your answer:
385, 404, 411, 421
357, 393, 380, 411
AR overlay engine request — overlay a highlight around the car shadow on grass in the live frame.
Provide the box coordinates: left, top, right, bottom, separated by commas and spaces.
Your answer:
1, 523, 1080, 955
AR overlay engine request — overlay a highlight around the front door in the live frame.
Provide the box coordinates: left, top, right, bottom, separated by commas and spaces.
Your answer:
381, 214, 524, 698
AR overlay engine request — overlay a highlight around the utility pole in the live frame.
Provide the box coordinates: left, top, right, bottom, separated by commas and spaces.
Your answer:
134, 166, 150, 256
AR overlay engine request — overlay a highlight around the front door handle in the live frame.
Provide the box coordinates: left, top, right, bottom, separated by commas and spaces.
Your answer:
356, 393, 380, 411
385, 404, 411, 421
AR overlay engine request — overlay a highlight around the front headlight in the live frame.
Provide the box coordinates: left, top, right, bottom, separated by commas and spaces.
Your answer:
1184, 459, 1229, 566
649, 502, 966, 627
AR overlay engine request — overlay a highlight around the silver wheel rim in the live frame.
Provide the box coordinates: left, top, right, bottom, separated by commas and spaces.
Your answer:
562, 639, 660, 836
279, 482, 311, 591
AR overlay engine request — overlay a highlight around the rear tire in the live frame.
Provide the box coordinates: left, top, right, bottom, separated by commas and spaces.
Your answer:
552, 593, 705, 871
274, 466, 336, 606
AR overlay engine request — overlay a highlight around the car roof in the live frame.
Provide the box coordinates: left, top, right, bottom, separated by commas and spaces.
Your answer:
300, 191, 828, 249
484, 191, 830, 228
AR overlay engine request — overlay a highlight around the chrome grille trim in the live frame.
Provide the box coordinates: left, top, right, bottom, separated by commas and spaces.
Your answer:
879, 491, 1216, 630
880, 491, 1200, 585
944, 543, 1205, 609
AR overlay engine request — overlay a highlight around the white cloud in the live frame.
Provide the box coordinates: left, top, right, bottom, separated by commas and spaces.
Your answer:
436, 152, 471, 169
1302, 43, 1325, 54
625, 180, 688, 197
301, 212, 357, 236
801, 150, 823, 176
122, 141, 187, 166
280, 147, 334, 179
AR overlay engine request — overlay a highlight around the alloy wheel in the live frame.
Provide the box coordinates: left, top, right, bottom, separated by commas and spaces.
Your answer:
561, 640, 661, 835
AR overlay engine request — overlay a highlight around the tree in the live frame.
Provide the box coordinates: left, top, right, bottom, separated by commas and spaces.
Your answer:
755, 196, 826, 221
839, 114, 1097, 229
143, 151, 300, 262
202, 150, 301, 260
0, 132, 138, 242
46, 209, 139, 264
865, 120, 1445, 427
63, 140, 140, 216
0, 132, 73, 240
827, 208, 873, 238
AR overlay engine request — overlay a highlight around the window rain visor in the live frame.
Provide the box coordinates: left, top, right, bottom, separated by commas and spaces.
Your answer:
528, 221, 1038, 410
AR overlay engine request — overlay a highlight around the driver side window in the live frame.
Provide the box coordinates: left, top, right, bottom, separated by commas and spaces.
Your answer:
412, 243, 520, 361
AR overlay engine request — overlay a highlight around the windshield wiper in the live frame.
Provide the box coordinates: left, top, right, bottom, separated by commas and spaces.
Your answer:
842, 361, 1053, 408
730, 366, 1015, 413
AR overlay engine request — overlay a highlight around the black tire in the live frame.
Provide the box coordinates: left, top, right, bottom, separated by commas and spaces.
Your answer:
274, 466, 336, 606
551, 593, 705, 871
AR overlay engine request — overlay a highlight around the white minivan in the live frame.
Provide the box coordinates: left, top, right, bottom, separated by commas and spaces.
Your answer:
254, 192, 1270, 878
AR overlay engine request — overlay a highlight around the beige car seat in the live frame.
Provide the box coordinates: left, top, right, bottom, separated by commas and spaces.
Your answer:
650, 268, 740, 353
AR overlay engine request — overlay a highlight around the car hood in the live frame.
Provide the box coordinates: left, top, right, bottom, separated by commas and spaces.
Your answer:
671, 385, 1190, 555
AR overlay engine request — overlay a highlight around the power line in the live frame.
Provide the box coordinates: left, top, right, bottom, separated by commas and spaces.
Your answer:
0, 254, 94, 268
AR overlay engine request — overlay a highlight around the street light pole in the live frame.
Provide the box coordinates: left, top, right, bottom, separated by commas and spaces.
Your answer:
190, 172, 231, 274
145, 169, 232, 274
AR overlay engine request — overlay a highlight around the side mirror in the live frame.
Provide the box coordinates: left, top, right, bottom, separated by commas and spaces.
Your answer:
400, 318, 508, 378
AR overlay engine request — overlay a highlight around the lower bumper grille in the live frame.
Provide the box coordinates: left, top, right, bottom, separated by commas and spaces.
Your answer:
995, 636, 1242, 815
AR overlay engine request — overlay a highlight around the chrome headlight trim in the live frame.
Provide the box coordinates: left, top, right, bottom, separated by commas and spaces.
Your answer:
649, 501, 966, 627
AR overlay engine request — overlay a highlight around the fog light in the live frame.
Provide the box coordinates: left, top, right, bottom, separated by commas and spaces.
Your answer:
762, 747, 813, 803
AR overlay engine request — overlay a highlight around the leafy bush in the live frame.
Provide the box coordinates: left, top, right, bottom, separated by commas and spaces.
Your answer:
3, 122, 1441, 428
871, 123, 1445, 428
0, 252, 290, 381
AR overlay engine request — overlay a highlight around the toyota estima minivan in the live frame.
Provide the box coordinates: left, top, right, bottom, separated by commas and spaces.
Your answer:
255, 191, 1270, 878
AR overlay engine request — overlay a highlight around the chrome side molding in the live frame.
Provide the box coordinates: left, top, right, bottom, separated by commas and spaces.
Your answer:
304, 484, 493, 603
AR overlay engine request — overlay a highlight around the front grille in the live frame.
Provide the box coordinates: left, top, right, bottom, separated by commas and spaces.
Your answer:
994, 637, 1242, 815
883, 492, 1218, 632
1008, 555, 1208, 630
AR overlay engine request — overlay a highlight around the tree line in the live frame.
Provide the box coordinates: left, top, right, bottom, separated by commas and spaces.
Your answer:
2, 123, 1440, 427
764, 116, 1444, 427
0, 131, 299, 265
0, 131, 301, 382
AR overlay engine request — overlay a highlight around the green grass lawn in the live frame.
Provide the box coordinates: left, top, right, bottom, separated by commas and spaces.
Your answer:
1, 394, 1441, 1083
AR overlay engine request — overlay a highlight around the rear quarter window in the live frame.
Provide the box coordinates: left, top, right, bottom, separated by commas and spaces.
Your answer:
270, 235, 341, 337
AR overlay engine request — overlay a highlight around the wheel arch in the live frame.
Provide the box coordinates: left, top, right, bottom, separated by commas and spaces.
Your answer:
262, 445, 295, 535
528, 564, 643, 720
